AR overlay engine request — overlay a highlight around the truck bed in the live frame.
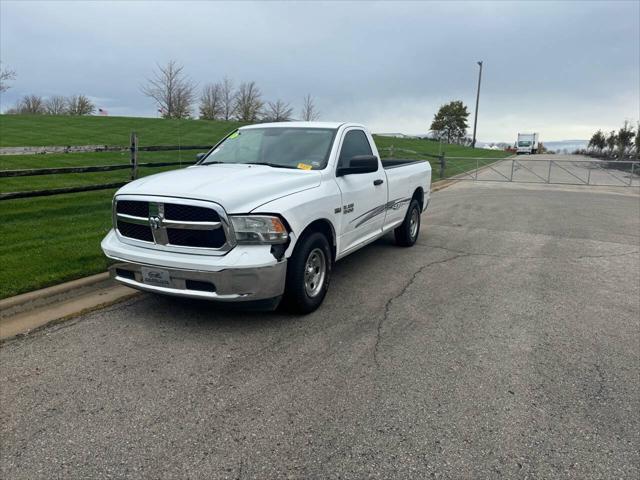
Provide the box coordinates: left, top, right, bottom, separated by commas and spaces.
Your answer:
381, 158, 430, 169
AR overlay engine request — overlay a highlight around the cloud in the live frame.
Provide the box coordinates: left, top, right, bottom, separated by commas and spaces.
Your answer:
1, 0, 638, 141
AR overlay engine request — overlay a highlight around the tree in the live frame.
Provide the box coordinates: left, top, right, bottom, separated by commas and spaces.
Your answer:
430, 100, 470, 144
234, 81, 263, 122
66, 95, 95, 115
616, 121, 634, 159
606, 130, 617, 156
635, 122, 640, 156
220, 77, 236, 121
264, 99, 293, 122
16, 95, 45, 114
45, 95, 67, 115
141, 60, 196, 119
0, 63, 16, 93
199, 83, 223, 120
588, 129, 606, 153
300, 94, 319, 121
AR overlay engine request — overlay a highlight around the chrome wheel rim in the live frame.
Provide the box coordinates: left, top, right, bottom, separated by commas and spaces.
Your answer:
409, 208, 419, 239
304, 248, 326, 298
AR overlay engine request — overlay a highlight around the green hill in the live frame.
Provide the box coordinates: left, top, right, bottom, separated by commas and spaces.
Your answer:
0, 114, 245, 147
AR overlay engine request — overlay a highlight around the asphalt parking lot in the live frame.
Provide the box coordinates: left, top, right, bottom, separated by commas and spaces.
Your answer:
1, 178, 639, 479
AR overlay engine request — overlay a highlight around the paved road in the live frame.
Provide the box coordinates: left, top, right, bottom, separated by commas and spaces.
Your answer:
2, 179, 639, 479
452, 153, 640, 187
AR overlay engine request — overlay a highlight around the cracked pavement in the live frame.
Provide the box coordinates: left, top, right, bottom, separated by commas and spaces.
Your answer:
1, 180, 639, 479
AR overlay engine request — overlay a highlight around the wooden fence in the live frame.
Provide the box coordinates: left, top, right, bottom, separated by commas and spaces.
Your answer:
0, 133, 210, 201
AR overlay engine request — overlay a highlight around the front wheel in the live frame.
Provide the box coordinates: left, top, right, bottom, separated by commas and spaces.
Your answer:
282, 232, 332, 314
394, 199, 421, 247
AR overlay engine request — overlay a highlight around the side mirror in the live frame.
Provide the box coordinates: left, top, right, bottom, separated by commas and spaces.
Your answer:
336, 155, 379, 176
196, 152, 207, 162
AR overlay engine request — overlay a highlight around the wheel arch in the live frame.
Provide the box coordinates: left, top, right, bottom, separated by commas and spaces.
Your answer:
294, 218, 337, 262
412, 187, 424, 210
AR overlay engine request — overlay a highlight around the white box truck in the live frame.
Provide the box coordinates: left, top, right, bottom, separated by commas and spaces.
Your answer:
516, 133, 539, 154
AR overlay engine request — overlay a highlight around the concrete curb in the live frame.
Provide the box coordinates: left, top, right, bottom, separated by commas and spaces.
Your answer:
1, 272, 111, 319
0, 272, 139, 341
431, 179, 457, 192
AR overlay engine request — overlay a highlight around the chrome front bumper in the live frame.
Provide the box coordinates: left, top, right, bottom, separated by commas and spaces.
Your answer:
109, 260, 287, 301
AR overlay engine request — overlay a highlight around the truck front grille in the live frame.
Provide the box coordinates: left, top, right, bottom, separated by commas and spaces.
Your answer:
117, 220, 154, 242
116, 200, 149, 218
114, 198, 229, 251
164, 203, 219, 222
166, 227, 226, 248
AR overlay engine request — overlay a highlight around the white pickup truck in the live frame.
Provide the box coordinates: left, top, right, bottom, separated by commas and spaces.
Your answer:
101, 122, 431, 312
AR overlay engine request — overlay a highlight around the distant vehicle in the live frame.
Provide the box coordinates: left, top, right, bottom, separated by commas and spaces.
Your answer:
516, 133, 539, 154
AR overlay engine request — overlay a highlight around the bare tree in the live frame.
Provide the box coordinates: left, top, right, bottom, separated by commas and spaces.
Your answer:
199, 83, 223, 120
45, 95, 68, 115
66, 95, 95, 115
0, 63, 16, 93
17, 95, 45, 114
141, 60, 196, 119
220, 77, 236, 121
234, 81, 263, 122
264, 99, 293, 122
300, 94, 320, 121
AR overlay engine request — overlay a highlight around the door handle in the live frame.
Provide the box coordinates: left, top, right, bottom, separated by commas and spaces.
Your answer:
373, 179, 384, 186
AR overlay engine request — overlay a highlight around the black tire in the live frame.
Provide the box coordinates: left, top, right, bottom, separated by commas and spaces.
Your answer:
394, 199, 421, 247
282, 231, 332, 314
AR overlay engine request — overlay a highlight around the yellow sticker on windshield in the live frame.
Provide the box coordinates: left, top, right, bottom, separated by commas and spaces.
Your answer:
297, 163, 312, 170
229, 131, 239, 139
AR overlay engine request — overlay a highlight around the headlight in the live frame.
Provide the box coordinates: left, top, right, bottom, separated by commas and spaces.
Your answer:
230, 215, 289, 244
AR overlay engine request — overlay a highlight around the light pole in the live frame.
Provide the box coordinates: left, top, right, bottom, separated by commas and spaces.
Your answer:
471, 60, 483, 149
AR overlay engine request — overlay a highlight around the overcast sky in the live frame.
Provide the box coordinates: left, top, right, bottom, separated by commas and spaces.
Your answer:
1, 0, 638, 141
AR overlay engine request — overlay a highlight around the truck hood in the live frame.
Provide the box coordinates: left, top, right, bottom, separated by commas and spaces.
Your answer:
116, 164, 322, 213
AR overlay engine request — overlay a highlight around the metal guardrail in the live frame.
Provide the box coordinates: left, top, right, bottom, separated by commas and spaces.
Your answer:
445, 157, 640, 187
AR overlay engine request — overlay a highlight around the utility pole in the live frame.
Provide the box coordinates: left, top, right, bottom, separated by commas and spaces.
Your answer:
471, 60, 483, 149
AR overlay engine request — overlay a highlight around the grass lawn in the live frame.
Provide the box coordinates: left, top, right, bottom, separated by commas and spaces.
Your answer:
0, 115, 511, 298
1, 190, 114, 298
0, 114, 243, 147
1, 151, 199, 193
0, 149, 204, 170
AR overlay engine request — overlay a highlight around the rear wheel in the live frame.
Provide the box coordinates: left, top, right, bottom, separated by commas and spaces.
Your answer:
283, 232, 332, 314
394, 199, 421, 247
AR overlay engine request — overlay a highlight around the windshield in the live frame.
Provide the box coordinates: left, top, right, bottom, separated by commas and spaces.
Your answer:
200, 127, 337, 170
518, 141, 532, 147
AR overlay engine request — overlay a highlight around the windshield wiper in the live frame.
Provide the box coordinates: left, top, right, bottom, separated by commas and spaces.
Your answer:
246, 162, 299, 169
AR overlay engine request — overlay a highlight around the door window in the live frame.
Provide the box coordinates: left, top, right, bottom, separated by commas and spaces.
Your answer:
338, 130, 373, 168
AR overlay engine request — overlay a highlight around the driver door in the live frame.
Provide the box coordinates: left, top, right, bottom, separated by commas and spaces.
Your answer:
335, 128, 387, 254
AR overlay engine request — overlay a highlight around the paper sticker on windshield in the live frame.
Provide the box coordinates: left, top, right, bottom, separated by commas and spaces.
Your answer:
229, 131, 239, 139
297, 163, 312, 170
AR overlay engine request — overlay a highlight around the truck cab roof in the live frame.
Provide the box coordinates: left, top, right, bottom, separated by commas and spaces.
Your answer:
240, 122, 362, 130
